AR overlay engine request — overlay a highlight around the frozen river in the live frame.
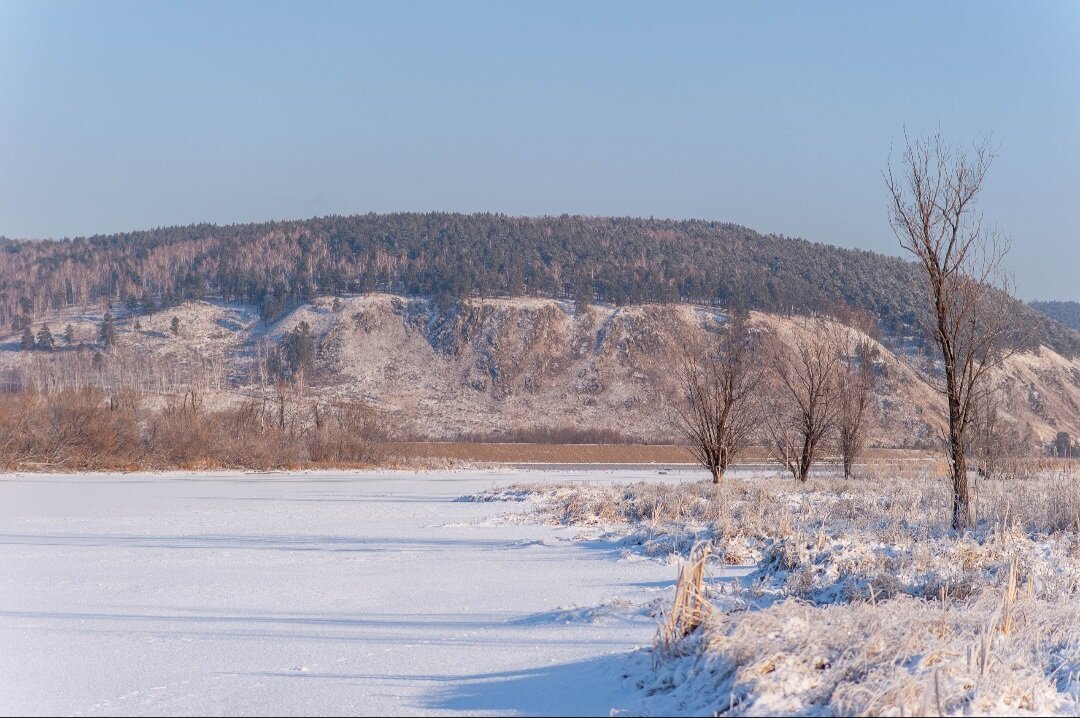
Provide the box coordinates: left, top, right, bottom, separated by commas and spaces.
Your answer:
0, 468, 702, 716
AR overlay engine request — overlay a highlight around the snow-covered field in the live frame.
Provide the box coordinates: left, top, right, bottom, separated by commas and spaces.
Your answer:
0, 467, 705, 717
7, 467, 1080, 716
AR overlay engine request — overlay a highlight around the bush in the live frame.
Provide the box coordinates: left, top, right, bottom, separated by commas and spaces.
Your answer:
0, 388, 387, 471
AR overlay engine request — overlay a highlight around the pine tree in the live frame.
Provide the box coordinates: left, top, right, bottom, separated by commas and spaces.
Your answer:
1055, 431, 1072, 458
99, 312, 116, 349
64, 324, 75, 345
574, 275, 592, 315
508, 266, 524, 298
170, 316, 181, 336
20, 325, 35, 351
36, 324, 55, 351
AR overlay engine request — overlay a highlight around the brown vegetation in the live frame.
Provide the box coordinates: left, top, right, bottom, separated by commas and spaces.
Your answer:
387, 440, 697, 465
659, 543, 714, 654
388, 441, 935, 467
0, 388, 385, 471
444, 426, 649, 445
3, 294, 1074, 455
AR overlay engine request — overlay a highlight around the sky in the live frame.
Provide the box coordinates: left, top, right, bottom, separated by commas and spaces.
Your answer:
1, 1, 1077, 300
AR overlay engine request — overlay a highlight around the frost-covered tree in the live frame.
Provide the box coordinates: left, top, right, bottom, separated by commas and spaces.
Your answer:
1054, 431, 1072, 459
835, 335, 875, 479
268, 321, 317, 388
20, 325, 35, 351
36, 324, 55, 352
99, 312, 116, 349
886, 133, 1020, 529
676, 314, 764, 483
766, 322, 843, 482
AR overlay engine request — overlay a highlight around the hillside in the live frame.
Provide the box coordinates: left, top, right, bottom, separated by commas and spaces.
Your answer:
3, 213, 1077, 357
4, 294, 1078, 448
1032, 300, 1080, 333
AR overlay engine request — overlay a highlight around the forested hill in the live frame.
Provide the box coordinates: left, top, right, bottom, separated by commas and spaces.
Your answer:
1, 213, 1076, 355
1031, 301, 1080, 334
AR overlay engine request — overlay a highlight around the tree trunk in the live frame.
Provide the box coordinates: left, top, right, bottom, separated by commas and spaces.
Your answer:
798, 437, 812, 482
949, 423, 972, 530
713, 449, 731, 484
950, 384, 976, 529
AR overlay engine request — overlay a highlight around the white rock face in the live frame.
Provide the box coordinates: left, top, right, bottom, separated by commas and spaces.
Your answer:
3, 293, 1078, 444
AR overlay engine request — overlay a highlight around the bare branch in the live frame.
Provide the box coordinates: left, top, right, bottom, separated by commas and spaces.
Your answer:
885, 132, 1015, 530
676, 312, 764, 483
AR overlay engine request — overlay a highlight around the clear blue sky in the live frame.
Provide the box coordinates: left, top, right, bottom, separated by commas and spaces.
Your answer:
1, 1, 1077, 300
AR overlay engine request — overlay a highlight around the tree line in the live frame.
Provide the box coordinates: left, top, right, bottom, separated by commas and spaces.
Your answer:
677, 315, 881, 484
3, 212, 1073, 356
679, 133, 1041, 531
16, 309, 184, 354
1030, 300, 1080, 333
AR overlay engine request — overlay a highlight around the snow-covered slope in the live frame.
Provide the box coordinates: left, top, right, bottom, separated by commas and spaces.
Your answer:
2, 293, 1078, 444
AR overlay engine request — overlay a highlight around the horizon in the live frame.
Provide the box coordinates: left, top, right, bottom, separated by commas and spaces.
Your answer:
2, 1, 1078, 300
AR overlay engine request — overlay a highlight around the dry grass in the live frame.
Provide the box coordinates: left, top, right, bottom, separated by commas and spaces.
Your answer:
388, 440, 697, 464
383, 441, 935, 466
472, 472, 1080, 714
643, 588, 1080, 715
479, 468, 1080, 543
658, 543, 714, 655
0, 388, 387, 471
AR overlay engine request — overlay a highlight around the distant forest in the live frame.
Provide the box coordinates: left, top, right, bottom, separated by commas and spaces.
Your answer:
1, 212, 1076, 355
1030, 301, 1080, 334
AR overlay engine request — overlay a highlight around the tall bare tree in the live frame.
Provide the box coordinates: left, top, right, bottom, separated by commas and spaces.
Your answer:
835, 334, 876, 479
969, 389, 1034, 481
766, 322, 842, 482
885, 132, 1017, 529
676, 314, 764, 483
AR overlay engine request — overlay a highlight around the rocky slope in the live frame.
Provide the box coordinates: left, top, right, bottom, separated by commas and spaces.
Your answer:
2, 293, 1078, 447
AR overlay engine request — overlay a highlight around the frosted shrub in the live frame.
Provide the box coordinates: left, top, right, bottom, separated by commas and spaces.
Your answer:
469, 473, 1080, 715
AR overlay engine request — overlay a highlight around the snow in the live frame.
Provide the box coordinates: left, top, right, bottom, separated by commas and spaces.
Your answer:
464, 475, 1080, 715
0, 468, 707, 716
10, 467, 1077, 715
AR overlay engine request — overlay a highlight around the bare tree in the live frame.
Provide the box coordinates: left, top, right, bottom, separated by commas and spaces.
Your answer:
676, 314, 764, 483
969, 390, 1034, 481
766, 322, 842, 482
835, 334, 876, 479
885, 132, 1018, 529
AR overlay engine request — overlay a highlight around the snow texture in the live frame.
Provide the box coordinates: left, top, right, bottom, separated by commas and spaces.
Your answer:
481, 473, 1080, 716
0, 467, 706, 716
